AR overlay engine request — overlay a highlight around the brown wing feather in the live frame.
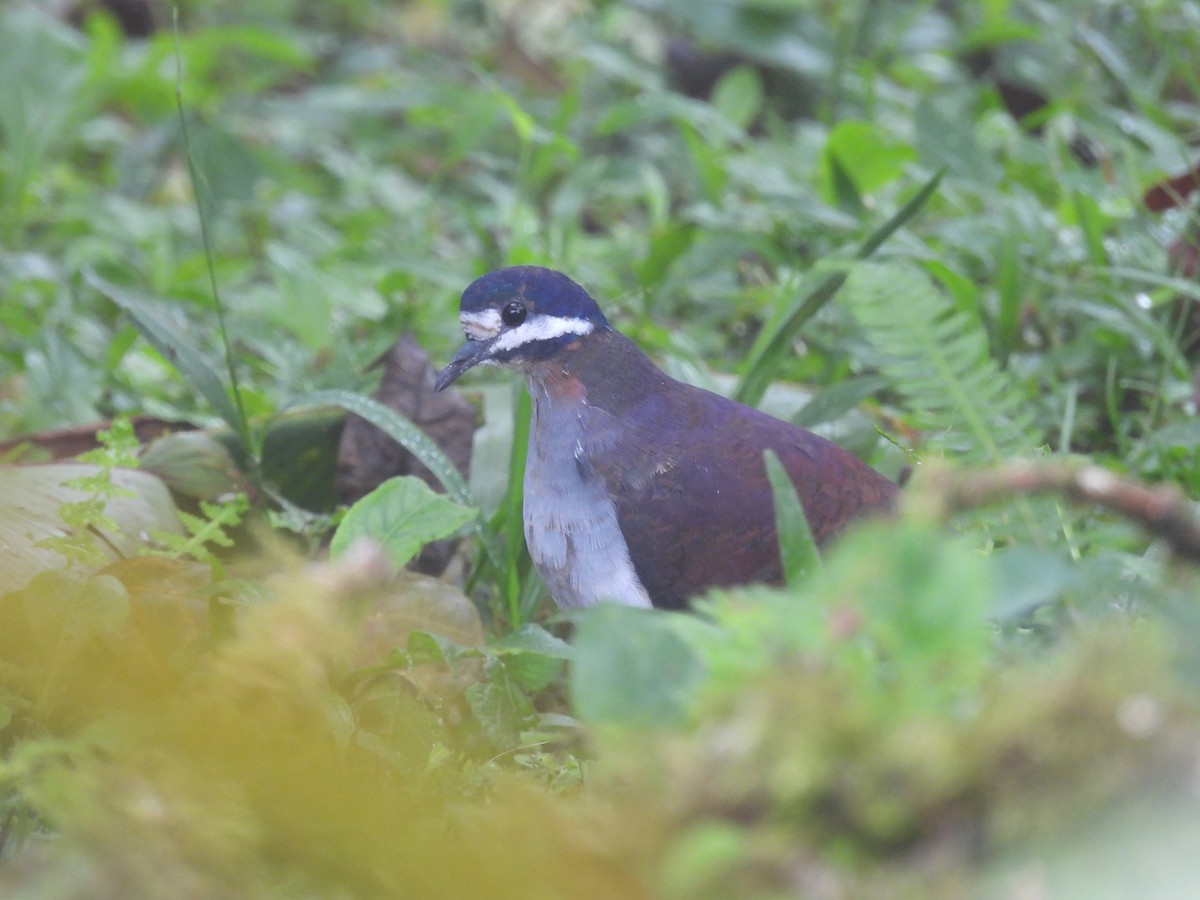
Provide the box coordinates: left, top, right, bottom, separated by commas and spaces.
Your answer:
568, 330, 897, 609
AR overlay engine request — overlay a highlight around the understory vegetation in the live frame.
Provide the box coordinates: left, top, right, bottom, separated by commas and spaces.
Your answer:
2, 0, 1200, 895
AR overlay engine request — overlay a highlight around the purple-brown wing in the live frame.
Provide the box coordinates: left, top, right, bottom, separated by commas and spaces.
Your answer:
591, 380, 897, 608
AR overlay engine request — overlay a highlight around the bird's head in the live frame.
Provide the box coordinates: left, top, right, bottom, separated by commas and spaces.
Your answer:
434, 266, 609, 391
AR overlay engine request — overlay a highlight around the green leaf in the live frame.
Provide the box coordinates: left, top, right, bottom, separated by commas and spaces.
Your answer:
499, 653, 564, 693
331, 476, 474, 570
822, 120, 916, 198
827, 152, 864, 212
991, 547, 1080, 621
405, 629, 452, 666
764, 450, 820, 586
678, 120, 728, 200
711, 65, 763, 130
569, 605, 706, 727
735, 265, 849, 408
490, 623, 574, 659
466, 670, 538, 751
913, 93, 1000, 186
791, 375, 889, 429
856, 167, 945, 260
995, 229, 1023, 354
1070, 190, 1110, 270
488, 623, 573, 692
494, 88, 535, 145
179, 113, 262, 214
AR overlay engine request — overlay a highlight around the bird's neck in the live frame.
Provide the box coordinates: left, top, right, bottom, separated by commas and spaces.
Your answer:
525, 329, 668, 413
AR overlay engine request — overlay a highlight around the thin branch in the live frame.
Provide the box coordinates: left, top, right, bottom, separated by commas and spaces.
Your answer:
916, 462, 1200, 563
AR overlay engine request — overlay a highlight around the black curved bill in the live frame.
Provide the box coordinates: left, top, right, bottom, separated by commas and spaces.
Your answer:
434, 338, 494, 392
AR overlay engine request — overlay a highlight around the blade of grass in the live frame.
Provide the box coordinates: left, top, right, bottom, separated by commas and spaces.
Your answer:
735, 168, 944, 407
1072, 190, 1110, 273
283, 389, 506, 577
172, 8, 253, 463
995, 228, 1022, 356
282, 389, 471, 505
85, 272, 246, 445
503, 387, 532, 624
469, 385, 535, 626
764, 450, 820, 585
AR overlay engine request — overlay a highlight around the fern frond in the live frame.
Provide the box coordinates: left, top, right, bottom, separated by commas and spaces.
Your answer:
842, 262, 1036, 462
148, 493, 249, 570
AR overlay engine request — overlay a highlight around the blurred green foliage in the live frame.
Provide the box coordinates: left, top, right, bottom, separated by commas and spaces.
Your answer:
2, 0, 1200, 895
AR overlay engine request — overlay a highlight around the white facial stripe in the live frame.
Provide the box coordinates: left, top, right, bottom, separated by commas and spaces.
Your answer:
491, 315, 594, 353
460, 308, 501, 341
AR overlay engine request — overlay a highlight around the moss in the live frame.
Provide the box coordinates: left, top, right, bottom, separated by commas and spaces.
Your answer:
605, 625, 1199, 897
0, 555, 642, 899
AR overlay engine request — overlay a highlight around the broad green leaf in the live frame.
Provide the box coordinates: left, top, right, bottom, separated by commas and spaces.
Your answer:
406, 629, 452, 666
501, 652, 565, 693
570, 605, 705, 727
489, 623, 573, 692
466, 670, 538, 750
822, 120, 916, 198
827, 152, 864, 211
490, 623, 573, 659
284, 390, 507, 587
258, 409, 346, 512
711, 65, 763, 130
991, 547, 1080, 621
330, 476, 474, 569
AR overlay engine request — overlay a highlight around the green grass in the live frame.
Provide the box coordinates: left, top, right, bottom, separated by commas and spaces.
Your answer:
2, 0, 1200, 895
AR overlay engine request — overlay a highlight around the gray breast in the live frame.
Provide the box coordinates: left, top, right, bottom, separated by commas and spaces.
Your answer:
522, 380, 651, 609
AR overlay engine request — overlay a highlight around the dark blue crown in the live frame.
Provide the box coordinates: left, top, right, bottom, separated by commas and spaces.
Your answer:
460, 266, 610, 328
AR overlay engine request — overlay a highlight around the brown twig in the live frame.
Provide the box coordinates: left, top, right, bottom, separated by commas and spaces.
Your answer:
916, 461, 1200, 563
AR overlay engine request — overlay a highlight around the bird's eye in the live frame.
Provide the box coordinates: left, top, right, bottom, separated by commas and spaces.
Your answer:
501, 301, 527, 327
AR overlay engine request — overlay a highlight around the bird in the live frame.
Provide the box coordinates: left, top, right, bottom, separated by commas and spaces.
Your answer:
434, 266, 898, 610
